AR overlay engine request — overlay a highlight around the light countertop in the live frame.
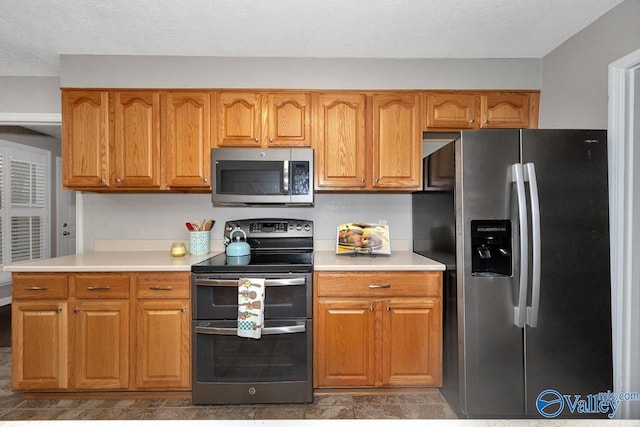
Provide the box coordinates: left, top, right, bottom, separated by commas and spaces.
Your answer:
3, 250, 444, 273
2, 251, 221, 272
313, 251, 445, 271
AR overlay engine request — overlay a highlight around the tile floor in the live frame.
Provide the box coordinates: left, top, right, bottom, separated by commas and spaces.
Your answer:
0, 347, 456, 420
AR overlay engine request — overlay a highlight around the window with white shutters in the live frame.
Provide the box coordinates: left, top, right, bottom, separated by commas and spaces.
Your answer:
0, 140, 50, 283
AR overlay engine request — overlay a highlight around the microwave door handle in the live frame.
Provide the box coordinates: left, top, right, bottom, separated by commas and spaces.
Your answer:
282, 160, 289, 194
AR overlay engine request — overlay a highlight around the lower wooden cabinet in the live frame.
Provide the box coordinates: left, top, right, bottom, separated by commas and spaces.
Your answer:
133, 273, 190, 390
71, 299, 130, 390
12, 300, 68, 390
11, 271, 191, 392
314, 271, 442, 388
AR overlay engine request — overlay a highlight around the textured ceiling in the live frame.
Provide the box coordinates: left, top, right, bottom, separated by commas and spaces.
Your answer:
0, 0, 626, 76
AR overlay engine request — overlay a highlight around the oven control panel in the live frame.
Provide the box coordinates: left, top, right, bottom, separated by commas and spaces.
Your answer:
224, 218, 313, 239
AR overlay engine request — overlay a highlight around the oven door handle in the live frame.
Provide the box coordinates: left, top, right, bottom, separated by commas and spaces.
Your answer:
195, 324, 306, 335
195, 277, 306, 287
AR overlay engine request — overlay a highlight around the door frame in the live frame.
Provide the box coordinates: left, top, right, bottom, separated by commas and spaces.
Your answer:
608, 48, 640, 419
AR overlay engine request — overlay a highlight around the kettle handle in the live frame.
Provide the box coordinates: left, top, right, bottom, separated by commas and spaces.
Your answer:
229, 228, 247, 241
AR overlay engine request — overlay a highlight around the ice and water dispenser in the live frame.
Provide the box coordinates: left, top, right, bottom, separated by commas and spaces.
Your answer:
470, 220, 512, 276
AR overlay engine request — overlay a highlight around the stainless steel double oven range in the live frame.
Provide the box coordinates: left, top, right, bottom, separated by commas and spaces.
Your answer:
190, 218, 313, 405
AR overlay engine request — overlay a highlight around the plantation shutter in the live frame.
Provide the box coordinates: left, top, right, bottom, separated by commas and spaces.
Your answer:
0, 141, 50, 283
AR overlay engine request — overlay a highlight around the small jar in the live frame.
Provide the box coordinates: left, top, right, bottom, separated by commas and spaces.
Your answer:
170, 242, 187, 257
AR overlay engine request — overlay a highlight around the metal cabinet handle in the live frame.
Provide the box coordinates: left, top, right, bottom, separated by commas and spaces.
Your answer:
180, 308, 187, 313
56, 308, 63, 313
23, 286, 47, 291
254, 138, 259, 142
115, 178, 122, 183
469, 119, 475, 125
360, 178, 365, 183
386, 306, 391, 311
149, 286, 173, 291
100, 178, 106, 183
368, 284, 391, 289
203, 178, 208, 183
86, 286, 111, 291
369, 306, 375, 312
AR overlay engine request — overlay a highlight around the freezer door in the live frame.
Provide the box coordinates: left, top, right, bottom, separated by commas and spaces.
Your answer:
457, 129, 526, 417
521, 129, 612, 418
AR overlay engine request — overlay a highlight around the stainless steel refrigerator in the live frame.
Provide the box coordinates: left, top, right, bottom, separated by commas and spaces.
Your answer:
413, 129, 613, 418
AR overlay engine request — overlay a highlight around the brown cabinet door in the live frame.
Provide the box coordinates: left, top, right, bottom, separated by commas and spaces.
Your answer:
382, 298, 442, 387
71, 299, 129, 389
112, 91, 161, 188
314, 299, 376, 387
314, 93, 367, 189
163, 91, 212, 188
134, 299, 190, 389
216, 92, 262, 146
265, 92, 311, 146
372, 93, 422, 189
11, 301, 68, 390
425, 93, 477, 129
480, 93, 530, 128
61, 90, 110, 188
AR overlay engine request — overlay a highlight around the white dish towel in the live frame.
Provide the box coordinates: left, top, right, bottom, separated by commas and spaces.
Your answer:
238, 277, 265, 339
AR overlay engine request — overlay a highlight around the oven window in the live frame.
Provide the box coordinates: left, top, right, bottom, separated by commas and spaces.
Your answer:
195, 319, 310, 382
194, 279, 309, 320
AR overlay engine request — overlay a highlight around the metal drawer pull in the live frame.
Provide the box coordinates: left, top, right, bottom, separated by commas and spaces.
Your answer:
149, 286, 173, 291
86, 286, 111, 291
195, 324, 305, 336
196, 277, 305, 287
23, 286, 47, 291
368, 284, 391, 289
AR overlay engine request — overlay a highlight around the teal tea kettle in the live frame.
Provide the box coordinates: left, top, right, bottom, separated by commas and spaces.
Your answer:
225, 228, 251, 257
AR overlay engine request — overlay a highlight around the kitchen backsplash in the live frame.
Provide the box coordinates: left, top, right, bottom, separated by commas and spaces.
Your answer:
81, 192, 412, 253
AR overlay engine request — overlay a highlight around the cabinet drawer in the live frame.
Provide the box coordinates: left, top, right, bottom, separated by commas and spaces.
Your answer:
12, 274, 68, 300
72, 274, 130, 299
316, 271, 441, 298
135, 272, 190, 299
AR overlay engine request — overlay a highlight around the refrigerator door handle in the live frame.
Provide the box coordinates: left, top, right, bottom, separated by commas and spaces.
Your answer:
512, 163, 528, 328
525, 162, 541, 327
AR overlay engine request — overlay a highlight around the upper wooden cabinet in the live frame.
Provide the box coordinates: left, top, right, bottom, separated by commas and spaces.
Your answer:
162, 91, 212, 189
313, 93, 367, 189
61, 88, 539, 193
215, 91, 311, 147
371, 93, 422, 190
424, 91, 539, 130
112, 91, 161, 188
313, 92, 422, 191
62, 90, 110, 188
62, 89, 211, 191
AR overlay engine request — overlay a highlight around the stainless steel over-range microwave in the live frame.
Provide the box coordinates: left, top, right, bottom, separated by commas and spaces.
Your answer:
211, 148, 314, 206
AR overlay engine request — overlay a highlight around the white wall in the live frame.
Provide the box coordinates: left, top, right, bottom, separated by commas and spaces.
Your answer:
540, 0, 640, 128
60, 56, 541, 90
0, 76, 60, 114
60, 55, 541, 250
81, 193, 410, 251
